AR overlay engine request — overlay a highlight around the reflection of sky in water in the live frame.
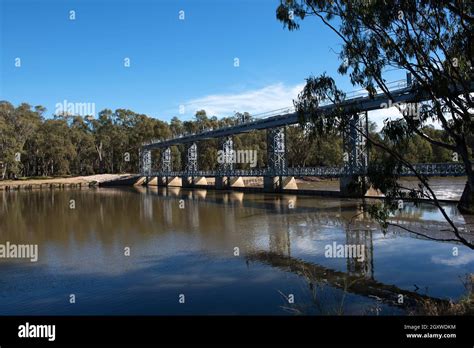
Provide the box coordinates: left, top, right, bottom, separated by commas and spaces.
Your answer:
0, 188, 472, 315
391, 203, 465, 223
292, 226, 473, 299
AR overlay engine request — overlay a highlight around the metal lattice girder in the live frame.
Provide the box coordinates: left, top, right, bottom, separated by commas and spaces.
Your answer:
149, 162, 465, 178
219, 136, 234, 172
142, 81, 474, 151
185, 142, 198, 173
161, 147, 172, 173
267, 127, 286, 175
343, 111, 368, 174
140, 149, 152, 175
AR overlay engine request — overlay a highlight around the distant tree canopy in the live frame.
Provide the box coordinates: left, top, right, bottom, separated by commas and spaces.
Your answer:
0, 101, 457, 179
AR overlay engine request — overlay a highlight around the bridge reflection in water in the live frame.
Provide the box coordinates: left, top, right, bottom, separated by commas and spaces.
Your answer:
1, 186, 470, 315
140, 185, 471, 312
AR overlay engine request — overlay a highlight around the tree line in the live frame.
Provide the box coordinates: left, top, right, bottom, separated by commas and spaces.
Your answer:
0, 101, 455, 179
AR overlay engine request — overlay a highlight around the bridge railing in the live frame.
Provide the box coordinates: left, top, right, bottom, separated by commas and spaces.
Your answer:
143, 162, 466, 178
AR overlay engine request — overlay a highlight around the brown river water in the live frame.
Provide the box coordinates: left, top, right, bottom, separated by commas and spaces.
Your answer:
0, 177, 472, 315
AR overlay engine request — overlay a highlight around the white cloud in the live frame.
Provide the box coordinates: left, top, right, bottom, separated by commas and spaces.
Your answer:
183, 82, 305, 117
431, 253, 474, 266
369, 106, 442, 131
369, 107, 403, 131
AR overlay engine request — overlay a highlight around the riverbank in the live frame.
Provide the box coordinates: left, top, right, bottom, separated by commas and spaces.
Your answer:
1, 175, 466, 201
0, 174, 132, 190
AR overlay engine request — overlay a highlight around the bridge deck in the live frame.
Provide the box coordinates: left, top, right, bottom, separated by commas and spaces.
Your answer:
140, 80, 472, 178
146, 162, 465, 178
142, 80, 431, 150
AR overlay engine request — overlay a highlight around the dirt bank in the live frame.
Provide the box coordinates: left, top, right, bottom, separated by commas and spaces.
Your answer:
0, 174, 133, 190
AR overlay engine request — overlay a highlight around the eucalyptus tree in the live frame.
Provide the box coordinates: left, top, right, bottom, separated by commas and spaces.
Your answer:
0, 102, 43, 178
69, 116, 96, 175
276, 0, 473, 247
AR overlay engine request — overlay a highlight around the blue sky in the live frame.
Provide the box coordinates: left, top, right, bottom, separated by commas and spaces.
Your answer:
1, 0, 404, 124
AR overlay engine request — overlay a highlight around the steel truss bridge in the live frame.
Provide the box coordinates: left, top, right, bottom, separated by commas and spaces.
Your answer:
139, 77, 471, 192
147, 162, 466, 178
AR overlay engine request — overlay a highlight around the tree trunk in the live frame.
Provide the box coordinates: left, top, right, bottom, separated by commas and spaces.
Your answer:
457, 146, 474, 214
1, 164, 7, 180
459, 175, 474, 214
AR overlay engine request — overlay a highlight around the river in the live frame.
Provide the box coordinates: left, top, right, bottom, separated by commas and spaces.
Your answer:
0, 184, 472, 315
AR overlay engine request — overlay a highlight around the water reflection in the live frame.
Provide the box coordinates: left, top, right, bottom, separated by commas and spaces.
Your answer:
0, 187, 472, 315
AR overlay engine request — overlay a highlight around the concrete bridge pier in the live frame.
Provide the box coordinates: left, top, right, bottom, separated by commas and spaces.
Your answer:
156, 176, 181, 187
180, 176, 207, 187
167, 177, 182, 187
215, 176, 230, 189
147, 177, 158, 186
157, 176, 169, 186
263, 176, 298, 192
181, 176, 194, 188
229, 176, 245, 187
339, 175, 369, 197
216, 176, 245, 189
263, 176, 282, 192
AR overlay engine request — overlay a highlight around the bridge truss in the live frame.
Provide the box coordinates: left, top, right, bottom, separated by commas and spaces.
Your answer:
146, 162, 466, 178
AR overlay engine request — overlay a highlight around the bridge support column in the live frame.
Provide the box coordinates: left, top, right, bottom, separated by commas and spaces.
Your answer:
264, 176, 281, 191
216, 177, 245, 189
340, 111, 369, 197
216, 136, 233, 189
215, 176, 229, 189
182, 142, 198, 188
147, 177, 158, 186
216, 136, 244, 189
158, 147, 172, 186
139, 148, 152, 185
181, 177, 194, 188
182, 176, 207, 187
167, 177, 182, 187
264, 127, 295, 192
